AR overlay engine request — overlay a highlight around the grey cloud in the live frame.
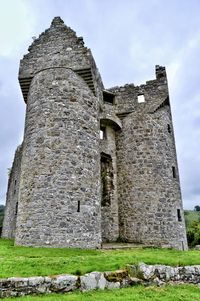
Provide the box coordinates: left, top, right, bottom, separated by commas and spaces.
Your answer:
169, 38, 200, 210
0, 56, 25, 204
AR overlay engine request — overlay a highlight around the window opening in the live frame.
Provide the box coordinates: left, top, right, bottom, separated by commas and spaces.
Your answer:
167, 124, 171, 133
15, 202, 18, 216
137, 94, 145, 103
77, 200, 80, 212
172, 166, 176, 178
100, 127, 106, 140
103, 91, 115, 104
177, 209, 182, 222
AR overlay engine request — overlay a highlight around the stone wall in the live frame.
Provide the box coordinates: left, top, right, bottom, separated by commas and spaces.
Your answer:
110, 65, 168, 116
112, 67, 187, 250
128, 262, 200, 284
1, 263, 200, 298
15, 68, 101, 248
2, 145, 22, 239
116, 108, 187, 249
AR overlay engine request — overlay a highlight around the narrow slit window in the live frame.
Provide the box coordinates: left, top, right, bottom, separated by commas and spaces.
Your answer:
15, 202, 18, 216
167, 124, 171, 133
138, 94, 145, 103
77, 200, 80, 212
177, 209, 182, 222
14, 180, 17, 186
172, 166, 176, 178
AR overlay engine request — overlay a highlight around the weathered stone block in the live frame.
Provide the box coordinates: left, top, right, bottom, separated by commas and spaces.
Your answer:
50, 275, 78, 292
80, 272, 106, 291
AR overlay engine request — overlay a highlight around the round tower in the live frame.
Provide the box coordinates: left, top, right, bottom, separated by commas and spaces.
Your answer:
15, 17, 102, 248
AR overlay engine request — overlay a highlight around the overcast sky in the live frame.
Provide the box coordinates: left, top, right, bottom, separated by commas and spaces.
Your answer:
0, 0, 199, 209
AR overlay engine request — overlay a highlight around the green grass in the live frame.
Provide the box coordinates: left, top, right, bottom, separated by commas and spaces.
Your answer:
0, 239, 200, 279
3, 285, 200, 301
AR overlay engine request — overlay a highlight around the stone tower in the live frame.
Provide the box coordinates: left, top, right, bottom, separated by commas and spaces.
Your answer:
2, 17, 188, 250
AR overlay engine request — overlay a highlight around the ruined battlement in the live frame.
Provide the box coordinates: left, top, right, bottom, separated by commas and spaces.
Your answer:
2, 17, 188, 250
19, 17, 103, 102
108, 65, 168, 116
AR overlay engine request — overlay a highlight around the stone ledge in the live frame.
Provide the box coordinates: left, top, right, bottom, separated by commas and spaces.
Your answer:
1, 263, 200, 297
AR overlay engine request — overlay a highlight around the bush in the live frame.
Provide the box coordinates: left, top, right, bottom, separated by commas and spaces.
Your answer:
186, 221, 200, 247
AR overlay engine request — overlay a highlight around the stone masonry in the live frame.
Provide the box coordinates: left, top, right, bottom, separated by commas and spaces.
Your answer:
1, 263, 200, 298
2, 17, 188, 250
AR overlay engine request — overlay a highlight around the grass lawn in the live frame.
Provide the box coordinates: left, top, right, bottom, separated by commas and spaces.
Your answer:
0, 239, 200, 279
2, 285, 200, 301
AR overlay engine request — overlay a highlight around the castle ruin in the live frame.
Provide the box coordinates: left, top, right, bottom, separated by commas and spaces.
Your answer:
2, 17, 188, 250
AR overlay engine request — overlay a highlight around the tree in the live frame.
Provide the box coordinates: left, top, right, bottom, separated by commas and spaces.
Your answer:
194, 205, 200, 212
0, 205, 5, 234
187, 221, 200, 246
